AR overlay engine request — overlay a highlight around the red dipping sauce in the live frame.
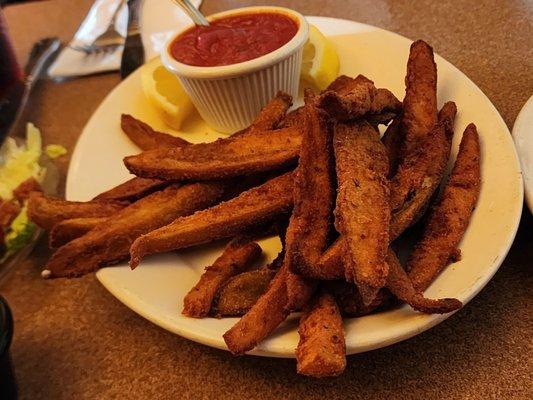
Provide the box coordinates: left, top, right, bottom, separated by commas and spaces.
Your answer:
170, 12, 299, 67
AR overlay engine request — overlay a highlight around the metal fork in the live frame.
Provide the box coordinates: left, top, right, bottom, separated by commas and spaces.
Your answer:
70, 0, 125, 54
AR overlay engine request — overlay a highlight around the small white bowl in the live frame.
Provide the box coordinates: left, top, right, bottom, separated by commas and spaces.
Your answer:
161, 6, 309, 133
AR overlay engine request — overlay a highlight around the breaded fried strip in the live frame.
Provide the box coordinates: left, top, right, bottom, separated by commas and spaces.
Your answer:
318, 75, 401, 121
306, 249, 461, 315
287, 106, 335, 278
124, 127, 302, 181
296, 290, 346, 377
327, 280, 386, 317
223, 262, 290, 355
0, 200, 21, 227
248, 91, 292, 131
49, 217, 106, 248
27, 192, 127, 230
183, 237, 261, 318
333, 122, 390, 305
93, 177, 171, 202
44, 183, 226, 278
13, 177, 42, 202
121, 113, 194, 150
408, 124, 481, 291
121, 114, 191, 150
129, 172, 294, 269
212, 269, 276, 317
386, 249, 462, 314
390, 102, 457, 239
401, 40, 438, 157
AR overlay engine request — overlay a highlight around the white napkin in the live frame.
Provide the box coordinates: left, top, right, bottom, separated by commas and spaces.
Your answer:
48, 0, 202, 78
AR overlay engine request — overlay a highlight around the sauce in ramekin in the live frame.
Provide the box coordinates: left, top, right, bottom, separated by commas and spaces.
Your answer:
170, 12, 299, 67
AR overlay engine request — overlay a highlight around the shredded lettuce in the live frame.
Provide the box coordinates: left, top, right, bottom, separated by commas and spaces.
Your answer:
1, 205, 36, 262
45, 144, 67, 159
0, 123, 45, 200
0, 123, 64, 262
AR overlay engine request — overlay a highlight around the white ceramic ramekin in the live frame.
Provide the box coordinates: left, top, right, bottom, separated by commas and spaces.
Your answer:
161, 6, 309, 133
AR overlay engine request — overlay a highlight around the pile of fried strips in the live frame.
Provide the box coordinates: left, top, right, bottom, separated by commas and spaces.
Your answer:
27, 40, 481, 377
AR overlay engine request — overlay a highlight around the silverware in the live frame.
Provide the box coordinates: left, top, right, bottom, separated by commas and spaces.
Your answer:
171, 0, 209, 26
0, 37, 61, 145
120, 0, 145, 79
69, 0, 125, 55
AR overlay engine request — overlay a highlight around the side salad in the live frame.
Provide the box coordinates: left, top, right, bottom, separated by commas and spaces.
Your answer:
0, 124, 65, 262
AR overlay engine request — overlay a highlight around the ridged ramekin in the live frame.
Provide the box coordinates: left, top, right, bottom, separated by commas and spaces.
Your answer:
161, 6, 309, 133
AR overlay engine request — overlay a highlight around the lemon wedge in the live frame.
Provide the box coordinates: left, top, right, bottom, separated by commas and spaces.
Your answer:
141, 57, 195, 130
301, 25, 340, 90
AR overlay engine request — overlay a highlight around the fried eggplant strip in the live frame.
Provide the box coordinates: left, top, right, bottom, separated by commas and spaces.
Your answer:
333, 122, 390, 306
287, 106, 335, 278
124, 127, 302, 181
93, 177, 172, 202
13, 177, 42, 202
400, 40, 437, 157
389, 102, 457, 239
307, 249, 461, 315
390, 102, 456, 213
296, 290, 346, 377
223, 262, 290, 355
129, 172, 294, 269
121, 114, 191, 150
44, 182, 226, 278
183, 237, 262, 318
248, 91, 292, 131
212, 269, 276, 317
318, 75, 402, 121
386, 249, 462, 314
0, 200, 21, 227
49, 217, 107, 248
408, 123, 481, 292
27, 192, 127, 230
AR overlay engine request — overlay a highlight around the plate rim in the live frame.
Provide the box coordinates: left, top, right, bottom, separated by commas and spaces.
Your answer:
66, 16, 524, 358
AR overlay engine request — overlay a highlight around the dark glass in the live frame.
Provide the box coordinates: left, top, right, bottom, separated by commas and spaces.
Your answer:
0, 8, 21, 97
0, 295, 17, 399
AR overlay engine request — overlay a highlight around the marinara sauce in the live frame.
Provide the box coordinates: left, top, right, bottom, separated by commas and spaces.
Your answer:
170, 12, 299, 67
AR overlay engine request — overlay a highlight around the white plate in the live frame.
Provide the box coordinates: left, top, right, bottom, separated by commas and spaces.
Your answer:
512, 95, 533, 213
66, 17, 523, 357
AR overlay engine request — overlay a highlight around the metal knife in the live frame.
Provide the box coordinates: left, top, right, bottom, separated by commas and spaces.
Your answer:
120, 0, 145, 79
0, 37, 60, 145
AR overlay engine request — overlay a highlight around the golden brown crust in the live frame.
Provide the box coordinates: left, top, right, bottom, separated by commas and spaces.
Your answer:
400, 40, 438, 157
248, 91, 292, 132
386, 249, 462, 314
123, 127, 302, 181
121, 114, 191, 150
333, 122, 390, 305
318, 75, 401, 121
389, 102, 457, 239
0, 200, 21, 228
182, 237, 261, 318
93, 177, 171, 202
408, 124, 481, 291
45, 183, 226, 278
12, 177, 42, 202
296, 290, 346, 377
129, 172, 295, 269
212, 269, 276, 317
49, 217, 106, 248
27, 192, 127, 230
223, 262, 291, 355
287, 107, 335, 279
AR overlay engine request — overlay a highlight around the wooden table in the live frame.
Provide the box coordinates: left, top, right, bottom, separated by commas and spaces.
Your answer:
2, 1, 532, 399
